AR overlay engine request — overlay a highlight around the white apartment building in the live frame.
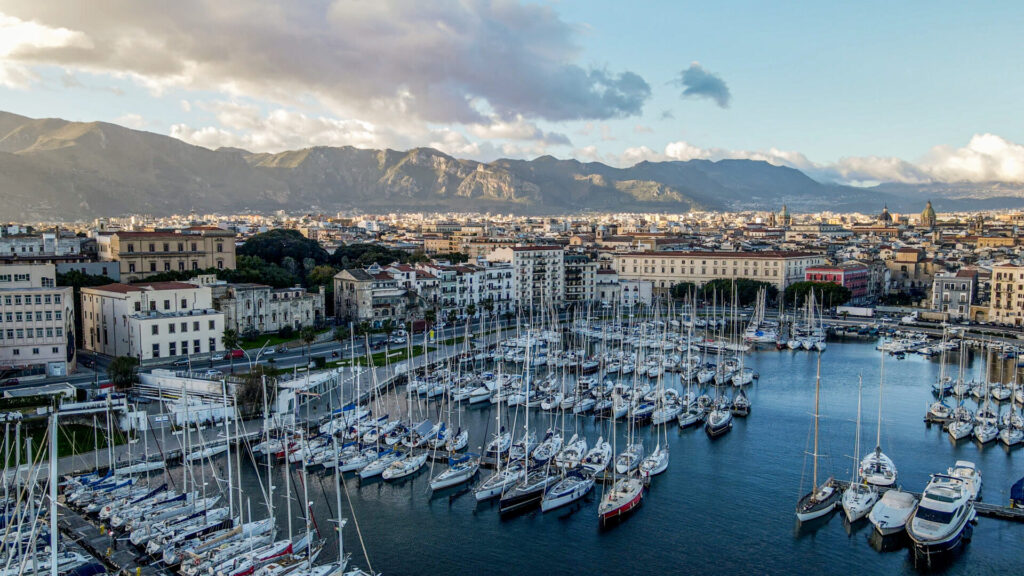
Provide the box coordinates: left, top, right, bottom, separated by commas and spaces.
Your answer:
564, 253, 598, 305
80, 281, 225, 361
415, 261, 515, 319
214, 283, 325, 335
512, 246, 566, 310
611, 251, 825, 295
0, 263, 75, 377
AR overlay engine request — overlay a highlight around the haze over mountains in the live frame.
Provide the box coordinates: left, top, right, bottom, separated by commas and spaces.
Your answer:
2, 110, 1024, 220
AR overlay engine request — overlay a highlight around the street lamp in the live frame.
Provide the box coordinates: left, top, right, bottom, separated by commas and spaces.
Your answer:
242, 339, 272, 374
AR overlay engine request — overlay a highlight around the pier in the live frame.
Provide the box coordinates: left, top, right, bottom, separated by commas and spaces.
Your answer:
58, 503, 168, 576
832, 479, 1024, 522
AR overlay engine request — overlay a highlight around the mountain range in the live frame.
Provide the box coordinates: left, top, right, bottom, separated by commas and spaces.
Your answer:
3, 110, 1024, 220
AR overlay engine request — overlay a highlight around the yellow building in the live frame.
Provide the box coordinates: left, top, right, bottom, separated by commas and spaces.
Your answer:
610, 250, 825, 294
99, 227, 237, 282
990, 263, 1024, 326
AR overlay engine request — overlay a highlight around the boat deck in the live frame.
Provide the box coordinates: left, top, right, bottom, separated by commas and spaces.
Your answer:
833, 480, 1024, 522
58, 502, 169, 576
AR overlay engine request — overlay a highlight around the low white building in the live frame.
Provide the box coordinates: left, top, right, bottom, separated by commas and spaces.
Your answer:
80, 281, 225, 361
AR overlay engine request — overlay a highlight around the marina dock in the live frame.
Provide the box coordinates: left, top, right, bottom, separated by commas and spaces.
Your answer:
832, 479, 1024, 522
58, 503, 168, 576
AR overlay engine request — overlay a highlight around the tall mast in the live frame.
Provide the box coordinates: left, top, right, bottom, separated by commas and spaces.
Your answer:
876, 347, 884, 450
49, 410, 59, 576
812, 352, 821, 491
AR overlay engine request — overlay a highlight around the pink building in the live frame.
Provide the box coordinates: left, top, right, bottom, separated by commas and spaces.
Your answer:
804, 262, 869, 303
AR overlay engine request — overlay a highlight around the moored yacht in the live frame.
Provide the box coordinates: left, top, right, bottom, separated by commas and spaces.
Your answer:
906, 474, 977, 556
868, 489, 918, 536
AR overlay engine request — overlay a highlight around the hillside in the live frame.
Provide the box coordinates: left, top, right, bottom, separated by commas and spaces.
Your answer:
4, 110, 1020, 219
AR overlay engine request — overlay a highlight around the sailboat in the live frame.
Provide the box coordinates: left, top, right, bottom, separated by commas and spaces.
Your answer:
541, 469, 595, 512
598, 389, 644, 525
796, 353, 839, 522
859, 350, 897, 487
841, 376, 878, 522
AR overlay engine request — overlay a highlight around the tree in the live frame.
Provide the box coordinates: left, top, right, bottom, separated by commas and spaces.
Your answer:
670, 282, 697, 301
424, 308, 437, 326
300, 326, 317, 358
107, 356, 139, 390
237, 229, 330, 267
236, 365, 275, 417
466, 302, 477, 318
784, 281, 852, 309
699, 278, 778, 307
447, 310, 457, 325
447, 252, 471, 264
221, 329, 240, 373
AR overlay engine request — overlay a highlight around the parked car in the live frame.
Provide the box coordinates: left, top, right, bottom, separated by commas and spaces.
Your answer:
0, 378, 19, 386
172, 358, 189, 367
203, 369, 224, 379
228, 349, 245, 359
210, 353, 226, 361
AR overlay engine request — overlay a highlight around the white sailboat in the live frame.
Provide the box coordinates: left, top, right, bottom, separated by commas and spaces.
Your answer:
796, 353, 839, 522
859, 351, 897, 487
841, 377, 878, 522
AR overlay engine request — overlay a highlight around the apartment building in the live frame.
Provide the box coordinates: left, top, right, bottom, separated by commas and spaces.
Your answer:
564, 253, 598, 304
333, 265, 408, 326
931, 270, 977, 320
988, 264, 1024, 326
98, 227, 237, 282
80, 281, 225, 361
611, 251, 825, 295
0, 263, 75, 377
512, 246, 566, 310
804, 262, 869, 303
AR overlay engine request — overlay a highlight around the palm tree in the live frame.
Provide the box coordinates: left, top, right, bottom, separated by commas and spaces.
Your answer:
300, 326, 317, 359
107, 356, 139, 391
222, 329, 239, 373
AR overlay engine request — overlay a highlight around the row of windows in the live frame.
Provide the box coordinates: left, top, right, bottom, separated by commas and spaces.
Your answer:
1, 310, 63, 323
627, 258, 787, 267
6, 346, 61, 356
127, 260, 224, 273
124, 241, 224, 253
151, 338, 218, 358
2, 327, 64, 340
630, 266, 781, 277
151, 319, 216, 335
2, 294, 62, 306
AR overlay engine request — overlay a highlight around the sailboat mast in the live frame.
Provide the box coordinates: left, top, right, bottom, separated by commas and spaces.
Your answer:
49, 410, 58, 576
812, 352, 821, 491
876, 350, 884, 450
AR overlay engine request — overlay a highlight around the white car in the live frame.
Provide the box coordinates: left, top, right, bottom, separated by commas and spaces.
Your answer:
210, 353, 226, 361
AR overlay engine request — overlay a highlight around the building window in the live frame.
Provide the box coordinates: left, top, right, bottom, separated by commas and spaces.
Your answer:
208, 320, 215, 330
135, 301, 141, 312
164, 262, 171, 271
129, 263, 136, 273
152, 343, 160, 358
194, 339, 201, 354
169, 342, 176, 356
181, 298, 187, 308
11, 348, 18, 355
169, 323, 176, 333
181, 322, 187, 332
163, 243, 170, 252
208, 337, 216, 352
32, 348, 39, 355
152, 325, 159, 335
55, 311, 61, 320
56, 328, 62, 337
164, 299, 170, 310
193, 321, 199, 331
150, 262, 157, 272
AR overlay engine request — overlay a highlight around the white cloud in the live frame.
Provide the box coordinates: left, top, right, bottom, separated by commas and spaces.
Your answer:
0, 12, 90, 88
113, 113, 145, 129
0, 1, 649, 126
170, 102, 384, 151
922, 133, 1024, 183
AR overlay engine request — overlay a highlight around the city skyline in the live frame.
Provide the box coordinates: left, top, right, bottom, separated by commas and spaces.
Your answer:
2, 1, 1024, 185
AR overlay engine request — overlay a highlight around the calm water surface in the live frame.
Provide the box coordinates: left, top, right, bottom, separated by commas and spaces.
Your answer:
179, 340, 1023, 575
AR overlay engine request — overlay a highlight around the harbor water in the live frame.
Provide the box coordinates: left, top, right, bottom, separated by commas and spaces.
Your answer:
174, 340, 1023, 575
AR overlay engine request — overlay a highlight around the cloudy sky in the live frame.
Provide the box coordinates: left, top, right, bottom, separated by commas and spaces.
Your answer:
2, 0, 1023, 185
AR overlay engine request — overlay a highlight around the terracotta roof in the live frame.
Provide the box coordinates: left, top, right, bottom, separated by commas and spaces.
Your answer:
615, 250, 819, 258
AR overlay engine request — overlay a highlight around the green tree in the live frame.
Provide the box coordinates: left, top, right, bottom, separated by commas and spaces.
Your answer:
466, 302, 477, 318
670, 281, 697, 301
447, 310, 457, 325
447, 252, 471, 264
236, 365, 275, 417
784, 281, 852, 309
300, 326, 317, 358
424, 308, 437, 326
237, 229, 330, 266
107, 356, 139, 390
306, 265, 338, 287
221, 329, 240, 373
699, 278, 778, 306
